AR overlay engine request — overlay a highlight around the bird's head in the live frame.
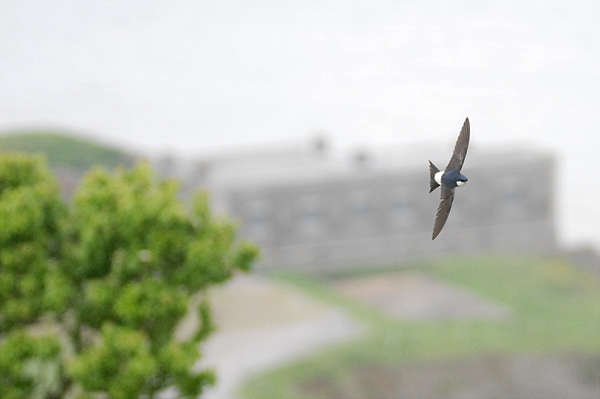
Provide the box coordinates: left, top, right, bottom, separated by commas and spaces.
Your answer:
456, 175, 468, 187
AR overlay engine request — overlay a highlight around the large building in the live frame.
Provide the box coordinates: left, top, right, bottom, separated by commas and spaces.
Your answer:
186, 139, 556, 272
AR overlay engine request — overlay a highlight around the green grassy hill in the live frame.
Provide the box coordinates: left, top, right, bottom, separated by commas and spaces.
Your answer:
0, 131, 136, 170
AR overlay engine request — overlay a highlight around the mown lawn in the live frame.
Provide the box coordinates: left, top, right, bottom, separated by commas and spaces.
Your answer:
240, 255, 600, 399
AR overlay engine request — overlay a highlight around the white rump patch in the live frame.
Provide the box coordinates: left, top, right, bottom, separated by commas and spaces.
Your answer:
434, 171, 444, 185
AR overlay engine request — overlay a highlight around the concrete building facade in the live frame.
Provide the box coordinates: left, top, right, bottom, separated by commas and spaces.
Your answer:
192, 141, 556, 272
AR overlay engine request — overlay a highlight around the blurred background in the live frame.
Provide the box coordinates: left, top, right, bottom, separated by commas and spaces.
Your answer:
1, 1, 599, 398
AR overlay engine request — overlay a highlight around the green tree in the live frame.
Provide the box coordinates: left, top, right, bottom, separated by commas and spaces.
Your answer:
0, 153, 258, 398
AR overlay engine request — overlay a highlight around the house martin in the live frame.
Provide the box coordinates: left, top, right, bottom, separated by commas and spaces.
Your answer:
429, 117, 470, 240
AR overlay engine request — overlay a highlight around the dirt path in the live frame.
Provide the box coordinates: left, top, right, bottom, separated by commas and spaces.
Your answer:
193, 275, 363, 399
163, 270, 518, 399
332, 271, 512, 320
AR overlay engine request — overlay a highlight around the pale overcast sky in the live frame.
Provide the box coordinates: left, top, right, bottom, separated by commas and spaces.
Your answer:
1, 0, 598, 248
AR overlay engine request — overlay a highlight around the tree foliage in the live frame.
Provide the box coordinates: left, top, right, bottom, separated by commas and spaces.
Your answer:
0, 153, 258, 398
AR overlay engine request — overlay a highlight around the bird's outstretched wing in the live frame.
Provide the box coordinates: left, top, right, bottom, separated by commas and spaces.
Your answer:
432, 185, 455, 240
445, 117, 470, 172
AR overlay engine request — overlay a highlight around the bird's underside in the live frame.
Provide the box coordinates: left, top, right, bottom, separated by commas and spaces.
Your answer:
430, 117, 470, 240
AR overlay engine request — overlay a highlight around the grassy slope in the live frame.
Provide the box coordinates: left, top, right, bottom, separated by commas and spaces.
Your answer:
0, 132, 135, 170
241, 255, 600, 399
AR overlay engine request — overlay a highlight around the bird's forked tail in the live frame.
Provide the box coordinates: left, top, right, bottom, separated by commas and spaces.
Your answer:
429, 160, 440, 193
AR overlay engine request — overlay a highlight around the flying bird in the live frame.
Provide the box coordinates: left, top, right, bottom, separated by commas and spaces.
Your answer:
429, 117, 470, 240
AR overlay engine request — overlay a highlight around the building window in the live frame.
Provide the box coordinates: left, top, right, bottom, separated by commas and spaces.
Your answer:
343, 190, 376, 237
393, 198, 411, 216
355, 202, 370, 217
497, 177, 529, 221
250, 212, 267, 226
350, 190, 370, 219
390, 189, 416, 227
502, 187, 520, 204
245, 199, 270, 240
298, 195, 322, 236
301, 208, 319, 222
500, 178, 526, 205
